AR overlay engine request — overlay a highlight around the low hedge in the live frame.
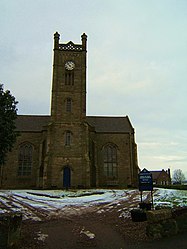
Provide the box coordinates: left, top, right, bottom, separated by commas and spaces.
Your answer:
155, 185, 187, 190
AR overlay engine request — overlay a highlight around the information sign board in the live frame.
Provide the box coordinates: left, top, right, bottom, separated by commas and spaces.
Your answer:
138, 168, 153, 191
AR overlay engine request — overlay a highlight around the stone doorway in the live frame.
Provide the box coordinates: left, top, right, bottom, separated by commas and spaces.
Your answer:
63, 166, 71, 189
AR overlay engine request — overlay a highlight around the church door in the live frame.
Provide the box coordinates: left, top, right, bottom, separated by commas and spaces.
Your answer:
63, 166, 71, 189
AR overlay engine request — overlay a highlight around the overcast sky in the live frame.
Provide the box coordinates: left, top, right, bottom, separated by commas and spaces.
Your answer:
1, 0, 187, 177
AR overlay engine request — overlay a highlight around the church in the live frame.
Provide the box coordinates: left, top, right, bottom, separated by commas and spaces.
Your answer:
1, 32, 139, 189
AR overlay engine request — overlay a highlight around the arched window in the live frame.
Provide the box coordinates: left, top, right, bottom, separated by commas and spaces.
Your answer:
18, 143, 33, 176
65, 70, 74, 85
65, 131, 72, 146
66, 98, 72, 112
103, 144, 117, 178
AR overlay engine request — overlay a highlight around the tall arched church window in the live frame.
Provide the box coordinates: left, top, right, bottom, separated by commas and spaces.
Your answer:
66, 98, 72, 112
18, 143, 33, 176
65, 131, 72, 146
103, 144, 117, 178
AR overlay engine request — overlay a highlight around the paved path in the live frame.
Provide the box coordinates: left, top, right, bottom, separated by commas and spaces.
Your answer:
20, 214, 187, 249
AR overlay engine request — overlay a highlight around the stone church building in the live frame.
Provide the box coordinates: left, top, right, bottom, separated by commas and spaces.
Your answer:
1, 32, 139, 189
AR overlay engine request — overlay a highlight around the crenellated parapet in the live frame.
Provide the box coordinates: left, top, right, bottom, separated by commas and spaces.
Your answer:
59, 41, 83, 51
54, 32, 87, 51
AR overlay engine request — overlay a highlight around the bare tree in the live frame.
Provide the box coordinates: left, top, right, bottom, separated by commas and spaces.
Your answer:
172, 169, 186, 184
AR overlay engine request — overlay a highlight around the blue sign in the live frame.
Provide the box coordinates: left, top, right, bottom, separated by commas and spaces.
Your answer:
138, 168, 153, 191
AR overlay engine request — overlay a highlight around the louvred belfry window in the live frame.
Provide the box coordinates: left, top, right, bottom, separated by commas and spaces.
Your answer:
66, 98, 72, 112
65, 70, 74, 85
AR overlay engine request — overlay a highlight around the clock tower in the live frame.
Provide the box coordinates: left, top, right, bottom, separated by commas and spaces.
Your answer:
51, 31, 87, 122
46, 32, 90, 188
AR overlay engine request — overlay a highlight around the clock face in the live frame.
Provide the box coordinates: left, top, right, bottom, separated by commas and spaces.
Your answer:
65, 61, 75, 70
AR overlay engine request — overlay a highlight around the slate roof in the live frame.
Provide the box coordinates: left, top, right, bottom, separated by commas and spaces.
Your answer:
86, 116, 133, 133
15, 115, 50, 132
15, 115, 134, 133
150, 170, 170, 180
150, 171, 162, 180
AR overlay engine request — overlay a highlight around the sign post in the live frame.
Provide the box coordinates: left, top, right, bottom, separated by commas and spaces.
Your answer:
138, 168, 153, 208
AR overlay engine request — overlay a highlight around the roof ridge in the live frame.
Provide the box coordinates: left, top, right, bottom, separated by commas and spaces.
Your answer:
17, 114, 50, 117
87, 115, 127, 118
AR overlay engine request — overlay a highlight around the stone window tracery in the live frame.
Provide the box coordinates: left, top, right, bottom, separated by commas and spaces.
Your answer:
103, 144, 117, 178
18, 143, 33, 176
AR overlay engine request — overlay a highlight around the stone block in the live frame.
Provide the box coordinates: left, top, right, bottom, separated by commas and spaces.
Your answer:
146, 218, 178, 239
172, 207, 187, 232
146, 209, 172, 223
0, 212, 22, 248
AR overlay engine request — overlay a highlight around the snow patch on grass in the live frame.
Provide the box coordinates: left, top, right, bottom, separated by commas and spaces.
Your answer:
35, 231, 48, 242
80, 227, 95, 239
0, 188, 186, 221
